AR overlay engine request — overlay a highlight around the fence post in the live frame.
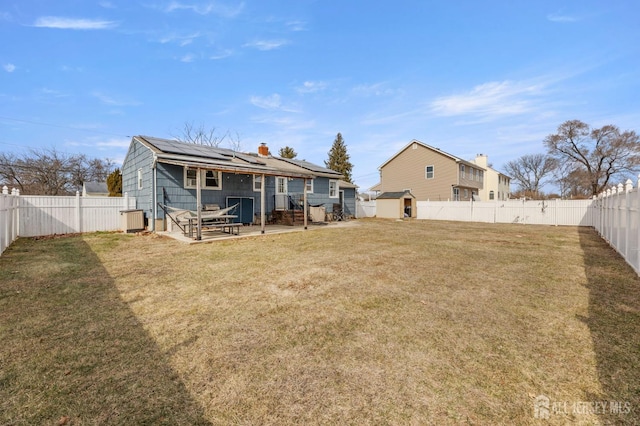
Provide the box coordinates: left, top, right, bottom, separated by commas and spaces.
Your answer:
625, 180, 632, 262
637, 175, 640, 273
607, 189, 612, 240
616, 183, 623, 254
124, 192, 129, 209
75, 191, 81, 233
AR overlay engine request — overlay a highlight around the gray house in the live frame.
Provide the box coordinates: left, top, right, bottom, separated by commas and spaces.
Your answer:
121, 136, 356, 232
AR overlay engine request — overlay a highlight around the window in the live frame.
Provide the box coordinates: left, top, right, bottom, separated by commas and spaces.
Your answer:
453, 187, 459, 201
204, 170, 220, 188
329, 180, 338, 198
474, 169, 479, 181
305, 179, 314, 193
463, 189, 469, 199
479, 170, 484, 182
460, 165, 465, 179
425, 165, 434, 179
276, 176, 287, 194
253, 175, 262, 192
137, 169, 143, 190
184, 168, 222, 190
489, 190, 495, 200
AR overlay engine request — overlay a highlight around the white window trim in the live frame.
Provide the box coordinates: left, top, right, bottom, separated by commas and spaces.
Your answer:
276, 176, 288, 194
184, 168, 222, 190
329, 179, 338, 198
425, 165, 434, 179
253, 175, 262, 192
137, 169, 143, 190
306, 178, 314, 194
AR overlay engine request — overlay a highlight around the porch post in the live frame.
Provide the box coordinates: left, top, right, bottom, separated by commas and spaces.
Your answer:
196, 167, 202, 240
260, 173, 266, 234
303, 178, 308, 230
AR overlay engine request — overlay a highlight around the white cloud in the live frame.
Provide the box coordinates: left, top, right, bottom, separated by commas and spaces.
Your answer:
96, 138, 131, 148
180, 53, 196, 62
99, 1, 116, 8
296, 81, 328, 94
250, 94, 300, 113
3, 63, 15, 73
158, 31, 201, 46
40, 88, 68, 98
244, 39, 288, 51
352, 82, 398, 97
92, 91, 140, 106
547, 11, 580, 23
33, 16, 118, 30
286, 20, 307, 31
429, 80, 545, 120
163, 1, 244, 18
60, 65, 83, 72
250, 94, 282, 110
210, 49, 234, 60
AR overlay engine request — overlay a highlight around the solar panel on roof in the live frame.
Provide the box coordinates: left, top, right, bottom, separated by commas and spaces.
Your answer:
280, 157, 339, 174
144, 137, 229, 161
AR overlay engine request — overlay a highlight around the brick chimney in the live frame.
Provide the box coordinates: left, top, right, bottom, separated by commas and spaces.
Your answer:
258, 142, 269, 157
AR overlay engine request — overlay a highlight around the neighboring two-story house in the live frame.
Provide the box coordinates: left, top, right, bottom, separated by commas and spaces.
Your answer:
470, 154, 511, 201
372, 140, 485, 201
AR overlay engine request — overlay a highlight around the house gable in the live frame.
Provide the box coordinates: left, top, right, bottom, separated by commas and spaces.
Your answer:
379, 141, 458, 201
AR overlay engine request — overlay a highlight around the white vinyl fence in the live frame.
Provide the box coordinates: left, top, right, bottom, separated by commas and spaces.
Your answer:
0, 190, 137, 256
19, 192, 136, 237
1, 187, 19, 255
416, 199, 596, 226
593, 179, 640, 275
356, 200, 376, 218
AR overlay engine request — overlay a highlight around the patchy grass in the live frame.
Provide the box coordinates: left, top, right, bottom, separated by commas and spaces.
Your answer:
1, 219, 639, 425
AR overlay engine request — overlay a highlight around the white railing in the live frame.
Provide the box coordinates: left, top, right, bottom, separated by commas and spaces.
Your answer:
416, 199, 596, 226
593, 178, 640, 275
1, 186, 19, 255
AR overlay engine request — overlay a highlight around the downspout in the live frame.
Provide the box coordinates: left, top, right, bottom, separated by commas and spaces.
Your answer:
151, 156, 158, 232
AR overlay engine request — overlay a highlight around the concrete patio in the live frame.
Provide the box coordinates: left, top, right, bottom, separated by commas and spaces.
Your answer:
157, 220, 359, 244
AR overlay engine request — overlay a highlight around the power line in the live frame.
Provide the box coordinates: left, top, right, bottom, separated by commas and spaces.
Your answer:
0, 115, 131, 138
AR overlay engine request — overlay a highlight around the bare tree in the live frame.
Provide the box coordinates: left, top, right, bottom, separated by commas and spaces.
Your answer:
226, 130, 243, 152
503, 153, 557, 198
0, 148, 114, 195
173, 122, 227, 147
544, 120, 640, 196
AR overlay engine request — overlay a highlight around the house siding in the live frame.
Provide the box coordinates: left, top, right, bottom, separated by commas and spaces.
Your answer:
158, 164, 278, 221
380, 143, 458, 201
121, 140, 154, 218
470, 156, 510, 201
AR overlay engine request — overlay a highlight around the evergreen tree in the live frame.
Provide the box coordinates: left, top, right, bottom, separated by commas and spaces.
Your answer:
107, 168, 122, 197
325, 133, 353, 183
278, 146, 297, 159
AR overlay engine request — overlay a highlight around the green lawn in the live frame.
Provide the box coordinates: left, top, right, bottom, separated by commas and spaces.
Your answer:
1, 219, 638, 425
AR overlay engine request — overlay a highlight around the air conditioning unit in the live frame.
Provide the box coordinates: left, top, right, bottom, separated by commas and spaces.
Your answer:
120, 209, 145, 233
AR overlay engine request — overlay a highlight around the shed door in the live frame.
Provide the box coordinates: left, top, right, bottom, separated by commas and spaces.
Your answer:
403, 198, 412, 217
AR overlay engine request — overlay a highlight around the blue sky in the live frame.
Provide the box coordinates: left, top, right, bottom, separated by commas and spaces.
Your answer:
1, 1, 639, 191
